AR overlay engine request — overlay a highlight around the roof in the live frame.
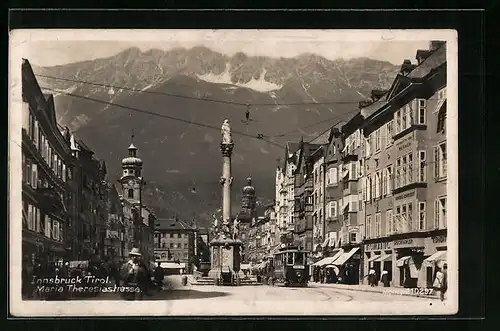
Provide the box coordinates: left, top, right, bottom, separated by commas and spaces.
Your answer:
309, 130, 331, 145
76, 139, 94, 154
408, 43, 446, 79
155, 218, 195, 231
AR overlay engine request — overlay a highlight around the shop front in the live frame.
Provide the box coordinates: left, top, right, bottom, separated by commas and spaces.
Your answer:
363, 240, 393, 285
332, 247, 361, 284
420, 231, 447, 288
393, 237, 425, 288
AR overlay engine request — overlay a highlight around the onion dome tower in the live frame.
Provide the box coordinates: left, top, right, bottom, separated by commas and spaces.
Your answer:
240, 177, 256, 220
119, 142, 144, 202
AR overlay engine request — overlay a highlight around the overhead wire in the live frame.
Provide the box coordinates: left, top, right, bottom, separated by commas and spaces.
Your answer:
40, 86, 286, 149
35, 73, 363, 107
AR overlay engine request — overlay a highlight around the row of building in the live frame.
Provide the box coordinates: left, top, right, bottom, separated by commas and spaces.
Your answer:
21, 58, 157, 270
274, 40, 448, 288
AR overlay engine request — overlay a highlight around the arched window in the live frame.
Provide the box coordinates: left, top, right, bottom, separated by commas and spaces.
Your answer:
128, 189, 134, 199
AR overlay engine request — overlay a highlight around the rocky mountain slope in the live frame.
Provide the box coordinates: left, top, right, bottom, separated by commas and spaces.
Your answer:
33, 46, 399, 226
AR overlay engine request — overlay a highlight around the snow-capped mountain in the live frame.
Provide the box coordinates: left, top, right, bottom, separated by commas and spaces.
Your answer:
32, 46, 400, 226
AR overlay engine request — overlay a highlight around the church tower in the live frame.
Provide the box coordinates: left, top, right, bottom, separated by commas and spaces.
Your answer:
119, 142, 144, 203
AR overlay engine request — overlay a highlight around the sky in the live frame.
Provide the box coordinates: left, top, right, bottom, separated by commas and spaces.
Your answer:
14, 30, 436, 67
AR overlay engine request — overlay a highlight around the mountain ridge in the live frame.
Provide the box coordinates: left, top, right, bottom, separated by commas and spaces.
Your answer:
31, 46, 401, 226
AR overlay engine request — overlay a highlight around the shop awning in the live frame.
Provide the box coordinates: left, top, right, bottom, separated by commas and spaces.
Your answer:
160, 262, 186, 269
313, 249, 343, 266
367, 254, 381, 263
325, 264, 340, 275
423, 251, 447, 265
396, 256, 412, 267
332, 247, 360, 266
376, 255, 392, 263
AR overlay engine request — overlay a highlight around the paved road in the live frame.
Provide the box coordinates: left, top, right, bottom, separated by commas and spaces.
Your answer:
82, 276, 430, 303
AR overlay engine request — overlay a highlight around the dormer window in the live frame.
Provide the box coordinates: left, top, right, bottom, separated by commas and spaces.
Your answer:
128, 189, 134, 199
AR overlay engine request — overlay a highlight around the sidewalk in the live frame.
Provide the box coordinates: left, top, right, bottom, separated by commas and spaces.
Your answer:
311, 282, 442, 300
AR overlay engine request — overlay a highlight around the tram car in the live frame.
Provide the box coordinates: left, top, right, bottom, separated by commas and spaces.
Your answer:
268, 245, 309, 287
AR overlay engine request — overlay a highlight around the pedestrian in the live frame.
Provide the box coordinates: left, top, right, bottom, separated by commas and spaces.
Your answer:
120, 248, 152, 300
433, 263, 448, 301
380, 270, 390, 287
368, 268, 376, 287
154, 262, 165, 291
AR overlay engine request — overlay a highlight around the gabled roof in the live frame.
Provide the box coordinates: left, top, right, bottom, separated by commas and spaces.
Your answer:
155, 218, 195, 231
408, 43, 446, 79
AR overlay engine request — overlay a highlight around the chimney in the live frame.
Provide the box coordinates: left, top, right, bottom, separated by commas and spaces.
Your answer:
370, 89, 387, 101
400, 59, 416, 75
429, 40, 445, 51
415, 50, 432, 65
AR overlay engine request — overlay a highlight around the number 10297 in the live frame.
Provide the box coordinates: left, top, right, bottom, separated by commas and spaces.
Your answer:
408, 288, 435, 295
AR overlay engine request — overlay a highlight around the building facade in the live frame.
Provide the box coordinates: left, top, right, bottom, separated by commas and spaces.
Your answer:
311, 145, 326, 255
154, 218, 196, 272
21, 59, 73, 267
276, 142, 299, 238
104, 183, 126, 263
361, 41, 447, 288
322, 125, 345, 257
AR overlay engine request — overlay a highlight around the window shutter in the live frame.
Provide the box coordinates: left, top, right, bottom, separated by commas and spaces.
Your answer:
434, 147, 439, 179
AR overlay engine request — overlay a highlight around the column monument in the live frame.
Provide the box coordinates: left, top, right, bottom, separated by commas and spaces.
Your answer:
207, 119, 243, 286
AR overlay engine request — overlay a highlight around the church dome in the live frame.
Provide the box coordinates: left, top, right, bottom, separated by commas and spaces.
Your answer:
121, 156, 143, 166
122, 143, 143, 166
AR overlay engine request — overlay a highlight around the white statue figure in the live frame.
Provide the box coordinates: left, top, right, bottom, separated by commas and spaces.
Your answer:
221, 119, 233, 144
233, 219, 240, 239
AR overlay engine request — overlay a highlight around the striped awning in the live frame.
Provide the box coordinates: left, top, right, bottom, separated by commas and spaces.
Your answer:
332, 247, 360, 266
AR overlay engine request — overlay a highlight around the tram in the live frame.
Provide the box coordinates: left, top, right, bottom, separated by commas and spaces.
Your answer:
267, 244, 309, 287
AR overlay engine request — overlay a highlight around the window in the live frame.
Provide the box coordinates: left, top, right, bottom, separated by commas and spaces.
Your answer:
366, 215, 372, 239
375, 213, 381, 237
365, 137, 372, 157
177, 233, 182, 238
22, 102, 30, 132
27, 204, 35, 231
417, 99, 427, 124
374, 129, 381, 152
408, 203, 413, 232
31, 163, 38, 189
44, 215, 51, 238
327, 167, 338, 186
366, 175, 372, 201
395, 159, 401, 189
407, 153, 413, 184
62, 164, 67, 182
34, 120, 39, 148
434, 196, 447, 229
386, 121, 394, 146
375, 171, 381, 198
53, 220, 60, 241
434, 142, 447, 180
350, 233, 357, 243
329, 201, 337, 218
386, 209, 393, 235
395, 206, 401, 233
419, 202, 426, 231
128, 189, 134, 199
386, 165, 393, 195
170, 243, 174, 248
184, 243, 188, 249
418, 151, 426, 182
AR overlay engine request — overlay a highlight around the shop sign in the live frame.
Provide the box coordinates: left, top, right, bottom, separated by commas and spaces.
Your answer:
432, 235, 447, 244
395, 190, 416, 201
365, 241, 392, 251
397, 134, 414, 152
393, 237, 424, 249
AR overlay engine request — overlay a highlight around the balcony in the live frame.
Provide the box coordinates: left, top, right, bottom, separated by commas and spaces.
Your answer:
341, 151, 358, 163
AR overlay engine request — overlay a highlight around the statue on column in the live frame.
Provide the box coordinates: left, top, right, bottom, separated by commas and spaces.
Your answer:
221, 119, 233, 144
233, 218, 240, 240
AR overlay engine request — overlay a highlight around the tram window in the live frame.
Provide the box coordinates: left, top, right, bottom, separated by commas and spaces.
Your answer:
286, 252, 294, 264
295, 252, 305, 265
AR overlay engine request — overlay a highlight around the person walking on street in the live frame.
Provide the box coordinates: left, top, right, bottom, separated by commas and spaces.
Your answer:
433, 263, 448, 301
368, 268, 376, 287
154, 262, 165, 291
120, 248, 152, 300
380, 270, 390, 287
